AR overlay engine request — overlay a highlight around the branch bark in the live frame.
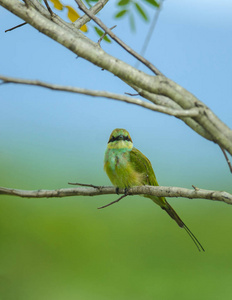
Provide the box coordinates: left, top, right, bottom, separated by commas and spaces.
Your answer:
0, 75, 200, 117
74, 0, 163, 75
1, 0, 232, 155
0, 185, 231, 204
74, 0, 109, 29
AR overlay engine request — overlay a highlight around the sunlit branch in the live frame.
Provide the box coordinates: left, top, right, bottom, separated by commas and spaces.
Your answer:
0, 185, 231, 205
74, 0, 163, 75
0, 0, 232, 161
43, 0, 53, 16
0, 75, 200, 117
219, 146, 232, 173
98, 25, 116, 45
74, 0, 109, 30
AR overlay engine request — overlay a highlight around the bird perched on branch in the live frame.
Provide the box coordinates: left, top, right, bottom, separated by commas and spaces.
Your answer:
104, 128, 204, 252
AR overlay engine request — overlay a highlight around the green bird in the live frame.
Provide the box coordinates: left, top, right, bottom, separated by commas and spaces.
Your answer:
104, 128, 204, 251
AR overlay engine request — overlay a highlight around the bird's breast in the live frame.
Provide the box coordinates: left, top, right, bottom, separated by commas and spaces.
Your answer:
104, 148, 130, 171
104, 148, 145, 188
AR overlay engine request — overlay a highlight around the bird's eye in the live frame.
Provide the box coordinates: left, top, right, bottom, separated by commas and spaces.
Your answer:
108, 135, 131, 143
108, 136, 116, 143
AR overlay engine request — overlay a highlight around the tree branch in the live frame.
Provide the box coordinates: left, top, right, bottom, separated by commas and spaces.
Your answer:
43, 0, 53, 16
129, 83, 214, 140
74, 0, 163, 75
219, 146, 232, 173
74, 0, 109, 30
1, 0, 232, 156
0, 75, 200, 117
98, 25, 116, 45
0, 185, 231, 204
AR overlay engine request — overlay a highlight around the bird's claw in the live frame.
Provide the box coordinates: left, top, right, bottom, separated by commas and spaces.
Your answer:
115, 187, 128, 196
124, 188, 128, 196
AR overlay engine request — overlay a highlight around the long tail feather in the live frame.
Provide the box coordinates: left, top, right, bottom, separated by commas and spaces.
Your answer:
162, 201, 205, 252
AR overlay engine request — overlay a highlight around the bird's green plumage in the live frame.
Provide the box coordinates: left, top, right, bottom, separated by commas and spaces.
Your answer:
104, 128, 204, 251
104, 129, 167, 208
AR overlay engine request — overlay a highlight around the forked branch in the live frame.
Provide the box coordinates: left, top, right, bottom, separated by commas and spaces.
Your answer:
1, 0, 232, 160
74, 0, 163, 75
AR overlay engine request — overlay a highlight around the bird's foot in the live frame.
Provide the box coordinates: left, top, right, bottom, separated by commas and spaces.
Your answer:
124, 188, 128, 196
116, 187, 120, 195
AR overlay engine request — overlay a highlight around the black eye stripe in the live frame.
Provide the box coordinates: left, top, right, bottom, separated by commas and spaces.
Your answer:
108, 135, 131, 143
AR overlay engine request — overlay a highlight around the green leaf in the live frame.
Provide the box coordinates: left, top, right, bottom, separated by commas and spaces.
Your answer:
134, 2, 148, 21
118, 0, 130, 5
103, 36, 111, 43
115, 9, 128, 18
143, 0, 160, 8
94, 27, 111, 43
94, 26, 104, 37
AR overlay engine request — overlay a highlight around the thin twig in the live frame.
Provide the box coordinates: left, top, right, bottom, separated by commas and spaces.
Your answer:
74, 0, 109, 29
98, 25, 116, 45
5, 22, 27, 33
43, 0, 53, 16
125, 92, 139, 96
192, 185, 200, 191
68, 182, 101, 189
219, 146, 232, 173
74, 0, 163, 76
98, 194, 127, 209
0, 75, 199, 117
1, 0, 232, 156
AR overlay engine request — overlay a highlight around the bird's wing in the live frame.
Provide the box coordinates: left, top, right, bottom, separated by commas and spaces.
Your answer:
129, 147, 159, 186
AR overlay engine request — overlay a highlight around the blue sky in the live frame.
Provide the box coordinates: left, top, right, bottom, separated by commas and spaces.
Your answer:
0, 0, 232, 192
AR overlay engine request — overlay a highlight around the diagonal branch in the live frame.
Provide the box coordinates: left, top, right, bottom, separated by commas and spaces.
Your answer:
43, 0, 53, 16
219, 146, 232, 173
0, 185, 231, 204
74, 0, 163, 75
0, 75, 200, 117
74, 0, 109, 30
1, 0, 232, 157
5, 21, 27, 32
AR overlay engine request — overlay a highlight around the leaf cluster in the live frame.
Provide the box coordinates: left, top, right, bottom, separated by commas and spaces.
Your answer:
115, 0, 160, 31
48, 0, 160, 41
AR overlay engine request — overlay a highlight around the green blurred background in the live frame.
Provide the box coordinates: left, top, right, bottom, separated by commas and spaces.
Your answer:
1, 0, 232, 299
0, 131, 232, 300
